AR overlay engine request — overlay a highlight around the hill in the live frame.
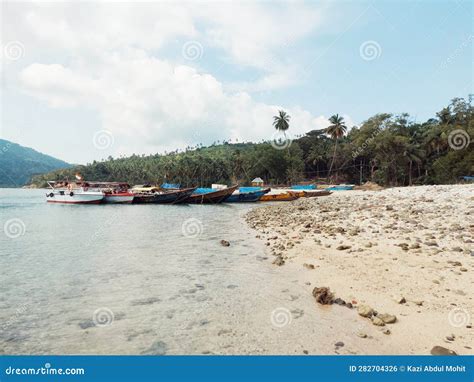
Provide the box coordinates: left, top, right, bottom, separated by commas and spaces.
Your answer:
0, 139, 71, 187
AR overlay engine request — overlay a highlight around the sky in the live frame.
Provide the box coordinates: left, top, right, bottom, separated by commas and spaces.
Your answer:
1, 0, 472, 164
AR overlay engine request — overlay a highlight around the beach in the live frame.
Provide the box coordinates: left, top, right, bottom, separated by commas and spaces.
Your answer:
246, 184, 474, 355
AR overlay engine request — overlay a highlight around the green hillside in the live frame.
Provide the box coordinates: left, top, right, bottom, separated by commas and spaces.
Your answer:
0, 139, 71, 187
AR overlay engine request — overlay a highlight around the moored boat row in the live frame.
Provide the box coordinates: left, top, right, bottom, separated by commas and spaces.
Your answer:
45, 180, 342, 205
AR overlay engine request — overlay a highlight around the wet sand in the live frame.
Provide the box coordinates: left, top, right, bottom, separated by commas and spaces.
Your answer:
246, 184, 474, 355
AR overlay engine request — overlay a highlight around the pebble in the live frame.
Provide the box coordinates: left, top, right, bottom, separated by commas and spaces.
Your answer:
220, 240, 230, 247
371, 316, 385, 326
357, 305, 374, 318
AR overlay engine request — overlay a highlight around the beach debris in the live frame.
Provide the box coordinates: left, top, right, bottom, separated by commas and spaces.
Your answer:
220, 240, 230, 247
430, 346, 457, 356
383, 329, 391, 335
312, 287, 334, 305
357, 304, 374, 318
303, 263, 315, 270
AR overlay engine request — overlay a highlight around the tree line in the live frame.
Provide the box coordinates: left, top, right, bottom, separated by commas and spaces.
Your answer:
31, 97, 473, 187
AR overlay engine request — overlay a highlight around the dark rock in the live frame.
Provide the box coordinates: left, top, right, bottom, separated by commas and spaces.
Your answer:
220, 240, 230, 247
335, 341, 344, 347
312, 287, 334, 305
430, 346, 457, 356
336, 245, 351, 250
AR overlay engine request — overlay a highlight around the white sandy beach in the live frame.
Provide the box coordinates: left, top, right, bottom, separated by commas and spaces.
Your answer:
246, 184, 474, 355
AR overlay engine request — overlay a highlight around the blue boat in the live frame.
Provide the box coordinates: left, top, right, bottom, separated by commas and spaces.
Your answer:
326, 184, 355, 191
291, 184, 316, 190
226, 187, 270, 203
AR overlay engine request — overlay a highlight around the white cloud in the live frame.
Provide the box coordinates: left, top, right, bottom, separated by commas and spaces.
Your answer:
20, 52, 330, 157
6, 1, 342, 160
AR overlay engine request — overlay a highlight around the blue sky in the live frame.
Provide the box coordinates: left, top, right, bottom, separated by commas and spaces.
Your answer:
1, 0, 472, 164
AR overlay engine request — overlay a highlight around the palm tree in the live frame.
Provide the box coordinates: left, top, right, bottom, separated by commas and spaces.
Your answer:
403, 144, 425, 186
326, 114, 347, 177
273, 110, 290, 136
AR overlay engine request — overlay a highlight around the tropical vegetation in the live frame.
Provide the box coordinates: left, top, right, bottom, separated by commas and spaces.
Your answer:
30, 97, 473, 188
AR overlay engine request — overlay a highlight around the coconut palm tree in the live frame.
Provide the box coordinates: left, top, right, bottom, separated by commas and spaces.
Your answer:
273, 110, 290, 136
326, 114, 347, 177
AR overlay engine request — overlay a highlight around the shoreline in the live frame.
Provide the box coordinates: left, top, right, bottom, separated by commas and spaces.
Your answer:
245, 184, 474, 355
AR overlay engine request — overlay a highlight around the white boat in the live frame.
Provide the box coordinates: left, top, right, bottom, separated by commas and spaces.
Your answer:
46, 181, 104, 204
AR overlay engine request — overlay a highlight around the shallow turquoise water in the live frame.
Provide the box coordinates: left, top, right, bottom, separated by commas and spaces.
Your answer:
0, 189, 307, 354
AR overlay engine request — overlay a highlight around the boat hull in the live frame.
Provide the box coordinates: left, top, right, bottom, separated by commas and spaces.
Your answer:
133, 188, 196, 204
302, 190, 332, 197
46, 192, 104, 204
326, 185, 354, 191
185, 185, 238, 204
103, 193, 134, 203
260, 192, 298, 202
226, 188, 270, 203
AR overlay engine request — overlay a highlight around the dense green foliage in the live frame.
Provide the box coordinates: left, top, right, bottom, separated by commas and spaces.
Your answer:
0, 139, 71, 187
31, 98, 473, 187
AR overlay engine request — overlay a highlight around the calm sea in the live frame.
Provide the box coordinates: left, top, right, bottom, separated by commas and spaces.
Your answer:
1, 189, 357, 355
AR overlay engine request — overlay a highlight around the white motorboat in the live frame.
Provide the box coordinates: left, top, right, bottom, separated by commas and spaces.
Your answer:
45, 181, 104, 204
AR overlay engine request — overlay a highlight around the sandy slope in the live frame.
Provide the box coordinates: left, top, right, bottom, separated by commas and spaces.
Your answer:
246, 185, 474, 355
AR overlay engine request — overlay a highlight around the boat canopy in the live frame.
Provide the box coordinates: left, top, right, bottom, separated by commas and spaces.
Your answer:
161, 183, 180, 189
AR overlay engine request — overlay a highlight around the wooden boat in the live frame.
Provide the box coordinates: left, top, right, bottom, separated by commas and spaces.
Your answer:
260, 192, 298, 202
326, 184, 355, 191
226, 187, 270, 203
301, 190, 332, 197
133, 187, 196, 204
45, 181, 104, 204
185, 185, 238, 204
87, 182, 134, 203
287, 190, 306, 198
